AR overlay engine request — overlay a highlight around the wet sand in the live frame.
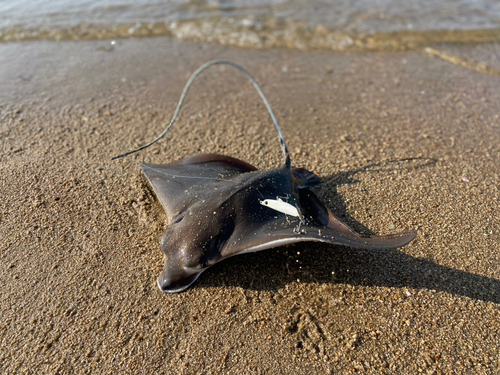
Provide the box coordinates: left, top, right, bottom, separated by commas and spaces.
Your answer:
1, 37, 499, 373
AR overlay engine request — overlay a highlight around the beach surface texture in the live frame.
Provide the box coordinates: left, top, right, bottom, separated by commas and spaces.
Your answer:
1, 36, 499, 373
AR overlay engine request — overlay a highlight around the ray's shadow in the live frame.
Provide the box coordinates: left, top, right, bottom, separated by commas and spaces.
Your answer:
200, 158, 500, 304
317, 157, 436, 236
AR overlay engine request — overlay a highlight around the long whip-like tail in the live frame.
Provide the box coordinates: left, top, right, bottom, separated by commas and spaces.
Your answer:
112, 60, 290, 168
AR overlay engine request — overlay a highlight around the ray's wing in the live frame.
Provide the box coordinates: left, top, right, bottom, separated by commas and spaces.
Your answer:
141, 154, 256, 222
222, 216, 416, 257
221, 187, 416, 257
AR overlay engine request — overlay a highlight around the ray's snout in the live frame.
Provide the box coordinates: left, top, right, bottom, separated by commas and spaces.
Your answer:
157, 269, 201, 293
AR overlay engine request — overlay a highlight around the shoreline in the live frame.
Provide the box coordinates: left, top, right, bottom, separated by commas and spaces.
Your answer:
2, 19, 500, 52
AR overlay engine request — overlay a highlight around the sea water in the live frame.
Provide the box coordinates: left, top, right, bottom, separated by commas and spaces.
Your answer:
1, 0, 500, 48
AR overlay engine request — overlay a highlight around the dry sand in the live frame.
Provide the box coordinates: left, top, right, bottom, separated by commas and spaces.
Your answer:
1, 37, 499, 374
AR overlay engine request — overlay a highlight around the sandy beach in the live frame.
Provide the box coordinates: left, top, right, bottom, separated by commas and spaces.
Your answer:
1, 37, 499, 373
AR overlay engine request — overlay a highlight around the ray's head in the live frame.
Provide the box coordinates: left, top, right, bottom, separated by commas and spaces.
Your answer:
156, 212, 235, 293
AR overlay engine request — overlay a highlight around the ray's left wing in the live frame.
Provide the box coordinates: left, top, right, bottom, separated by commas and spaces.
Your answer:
141, 154, 257, 222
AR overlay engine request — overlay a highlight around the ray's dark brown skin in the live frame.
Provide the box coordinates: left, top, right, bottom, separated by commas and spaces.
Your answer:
113, 61, 417, 293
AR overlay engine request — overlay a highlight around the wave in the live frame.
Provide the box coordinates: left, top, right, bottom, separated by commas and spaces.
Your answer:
2, 17, 500, 51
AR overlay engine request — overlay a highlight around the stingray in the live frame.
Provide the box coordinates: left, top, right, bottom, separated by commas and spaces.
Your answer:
113, 60, 417, 293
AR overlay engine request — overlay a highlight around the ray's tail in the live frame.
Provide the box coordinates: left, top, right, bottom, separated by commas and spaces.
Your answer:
112, 60, 290, 168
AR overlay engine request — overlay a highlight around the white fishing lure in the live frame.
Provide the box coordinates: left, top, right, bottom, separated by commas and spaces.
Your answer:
260, 197, 305, 234
260, 197, 301, 218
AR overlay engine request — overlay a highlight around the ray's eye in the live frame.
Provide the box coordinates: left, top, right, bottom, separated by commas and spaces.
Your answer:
172, 212, 185, 224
